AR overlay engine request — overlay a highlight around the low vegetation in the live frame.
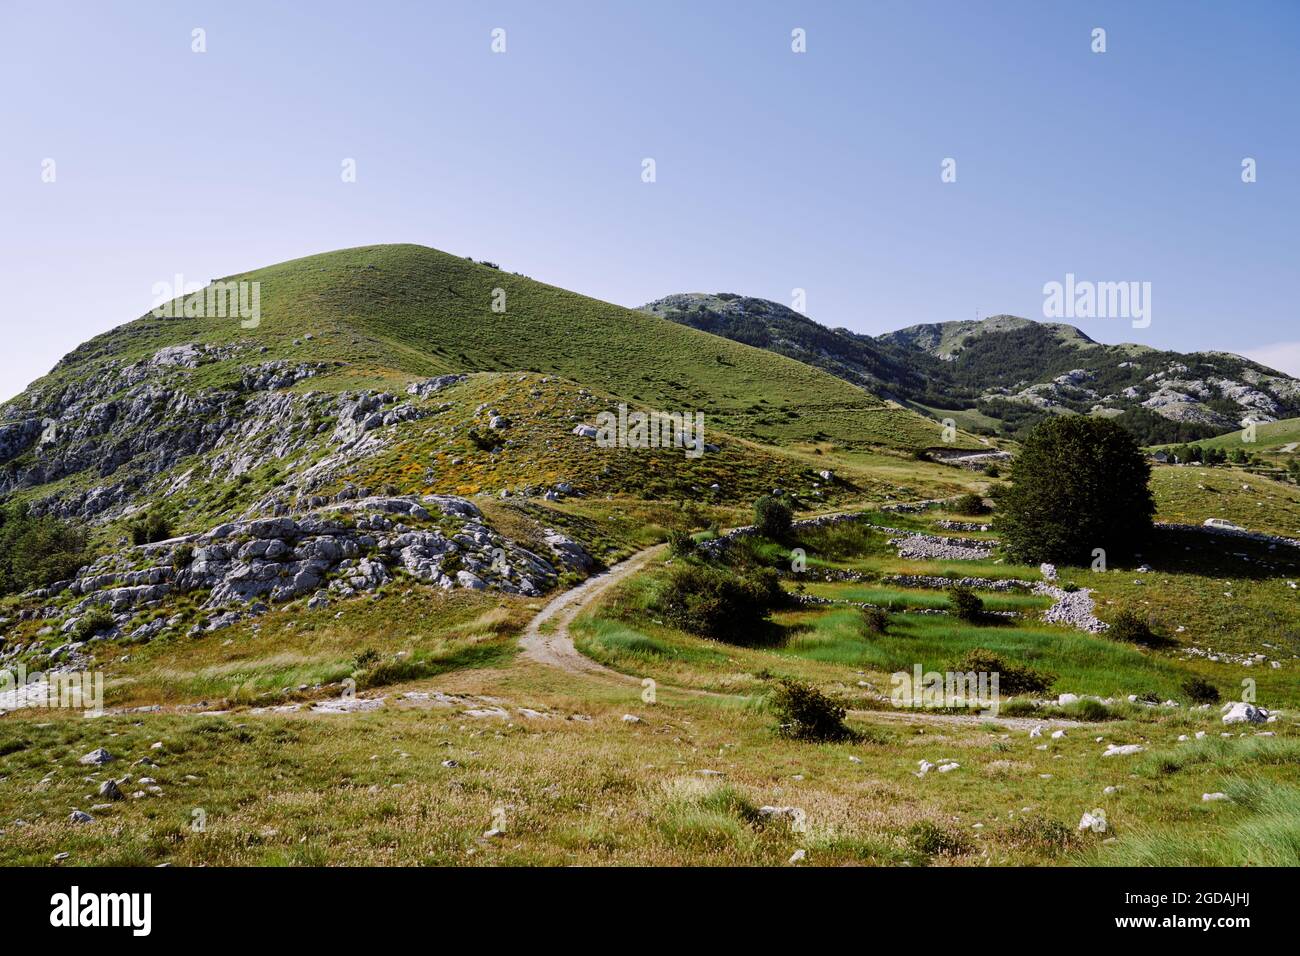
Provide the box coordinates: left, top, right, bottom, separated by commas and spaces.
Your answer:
0, 504, 90, 595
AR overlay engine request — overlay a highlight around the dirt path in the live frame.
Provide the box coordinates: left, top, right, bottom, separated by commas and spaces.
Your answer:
517, 541, 1074, 730
520, 545, 662, 685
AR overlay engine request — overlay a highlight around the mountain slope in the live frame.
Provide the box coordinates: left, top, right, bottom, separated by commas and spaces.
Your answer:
1, 245, 978, 531
878, 313, 1100, 360
639, 292, 936, 403
15, 245, 953, 451
642, 294, 1300, 444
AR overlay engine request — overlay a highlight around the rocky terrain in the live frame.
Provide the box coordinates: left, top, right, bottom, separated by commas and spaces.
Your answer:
643, 296, 1300, 443
6, 491, 589, 668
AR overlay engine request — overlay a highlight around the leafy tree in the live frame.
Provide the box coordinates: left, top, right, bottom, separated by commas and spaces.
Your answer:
948, 584, 984, 622
0, 503, 91, 595
753, 495, 792, 539
952, 492, 990, 516
997, 416, 1154, 565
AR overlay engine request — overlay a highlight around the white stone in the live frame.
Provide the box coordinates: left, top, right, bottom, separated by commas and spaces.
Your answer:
1102, 743, 1144, 757
1221, 701, 1270, 724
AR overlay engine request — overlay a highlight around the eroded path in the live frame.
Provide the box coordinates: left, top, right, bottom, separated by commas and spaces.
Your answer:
516, 541, 1074, 730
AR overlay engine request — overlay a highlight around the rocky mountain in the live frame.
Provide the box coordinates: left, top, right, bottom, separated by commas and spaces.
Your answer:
642, 295, 1300, 445
638, 292, 937, 404
0, 244, 964, 656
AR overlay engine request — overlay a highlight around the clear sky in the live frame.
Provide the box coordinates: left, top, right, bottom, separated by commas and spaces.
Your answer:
2, 0, 1297, 402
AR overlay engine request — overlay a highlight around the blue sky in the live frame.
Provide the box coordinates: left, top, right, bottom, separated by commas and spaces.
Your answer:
2, 0, 1298, 401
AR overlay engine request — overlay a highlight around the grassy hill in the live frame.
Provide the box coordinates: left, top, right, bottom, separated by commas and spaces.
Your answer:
1157, 416, 1300, 455
34, 245, 961, 452
878, 313, 1101, 360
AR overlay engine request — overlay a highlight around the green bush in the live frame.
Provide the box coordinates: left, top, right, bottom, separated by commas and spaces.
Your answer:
666, 529, 696, 558
997, 417, 1155, 564
171, 543, 194, 569
947, 585, 984, 622
1062, 698, 1115, 722
1108, 609, 1166, 647
860, 606, 889, 635
1181, 676, 1221, 704
907, 820, 972, 857
70, 606, 116, 642
770, 678, 857, 742
128, 512, 173, 546
949, 649, 1055, 697
753, 495, 793, 539
0, 503, 91, 595
952, 492, 990, 516
653, 563, 785, 645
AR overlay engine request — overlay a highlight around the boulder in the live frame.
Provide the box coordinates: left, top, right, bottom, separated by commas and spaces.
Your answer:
1221, 701, 1270, 724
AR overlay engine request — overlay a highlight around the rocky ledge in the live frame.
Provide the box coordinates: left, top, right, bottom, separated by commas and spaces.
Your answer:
24, 494, 591, 645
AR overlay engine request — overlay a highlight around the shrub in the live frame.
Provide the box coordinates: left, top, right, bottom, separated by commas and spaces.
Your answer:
907, 821, 972, 858
666, 529, 696, 558
1000, 814, 1078, 855
1181, 676, 1221, 704
753, 495, 793, 539
70, 606, 115, 642
0, 503, 91, 595
128, 512, 173, 546
1062, 698, 1114, 722
653, 564, 784, 645
983, 464, 1001, 478
353, 648, 381, 670
949, 649, 1055, 697
171, 543, 194, 569
952, 492, 990, 516
997, 417, 1155, 565
947, 585, 984, 622
1107, 609, 1166, 647
860, 606, 889, 635
770, 678, 857, 742
466, 428, 495, 451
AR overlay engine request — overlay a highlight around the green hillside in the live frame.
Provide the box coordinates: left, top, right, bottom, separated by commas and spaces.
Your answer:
38, 244, 963, 451
1159, 416, 1300, 455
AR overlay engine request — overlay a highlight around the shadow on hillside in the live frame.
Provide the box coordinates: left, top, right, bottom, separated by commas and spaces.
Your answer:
1128, 526, 1300, 581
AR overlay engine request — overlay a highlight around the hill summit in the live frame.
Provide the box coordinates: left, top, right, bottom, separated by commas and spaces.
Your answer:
642, 294, 1300, 444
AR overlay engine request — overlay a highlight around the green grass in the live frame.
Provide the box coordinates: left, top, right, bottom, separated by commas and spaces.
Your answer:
801, 581, 1051, 612
1149, 464, 1300, 536
1155, 415, 1300, 455
773, 607, 1189, 700
1092, 776, 1300, 866
29, 244, 971, 453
